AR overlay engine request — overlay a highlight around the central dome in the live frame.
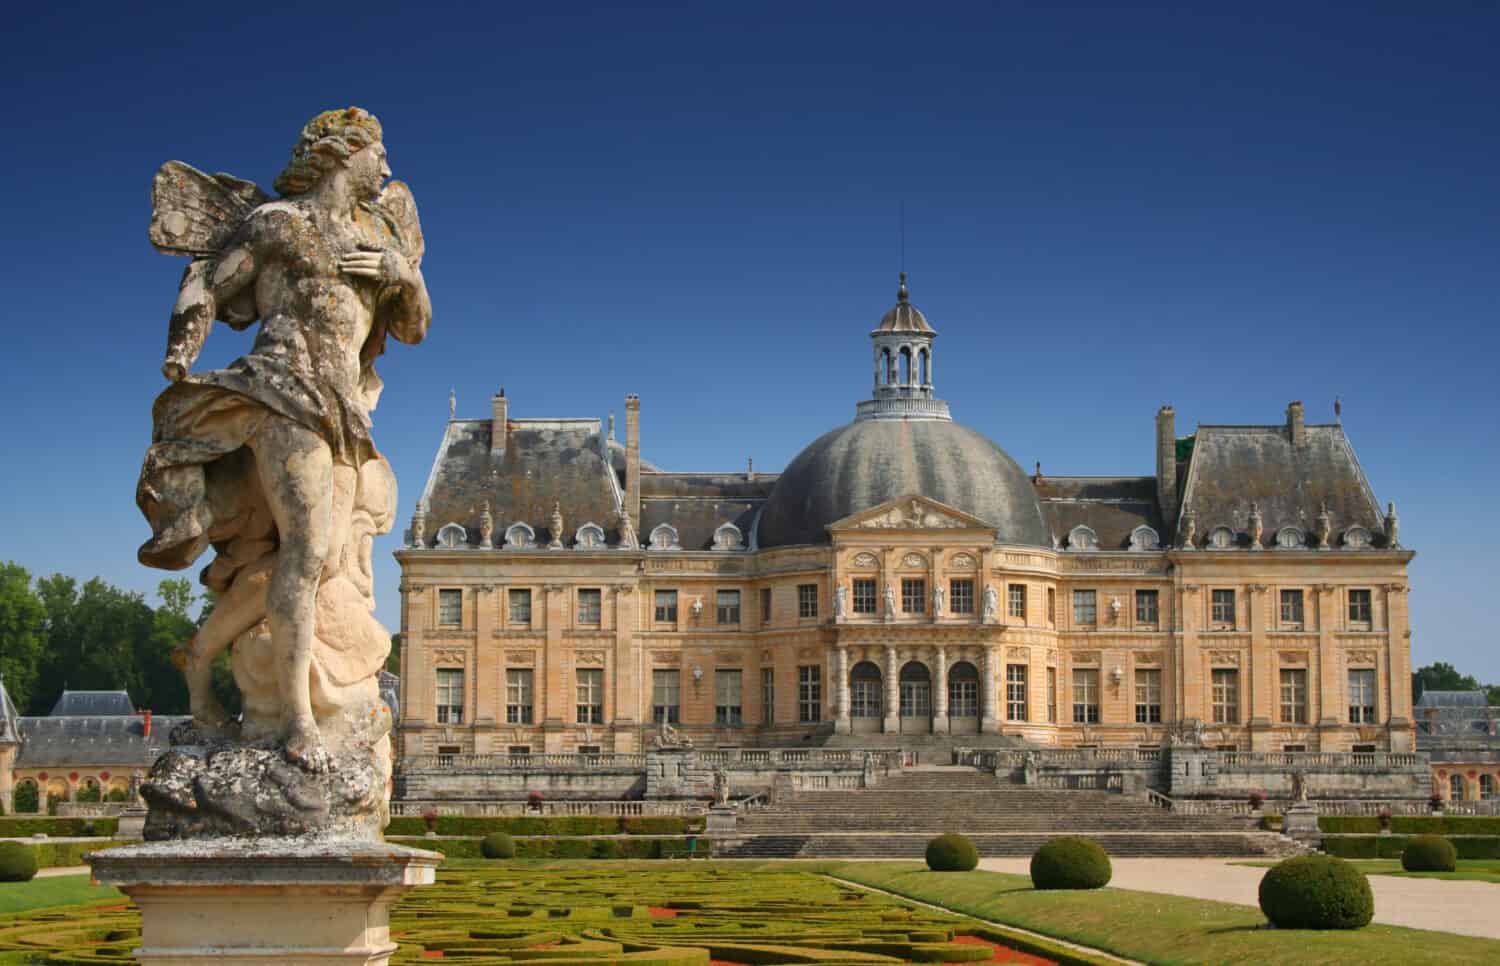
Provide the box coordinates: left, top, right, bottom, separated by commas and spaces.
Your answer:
756, 419, 1050, 548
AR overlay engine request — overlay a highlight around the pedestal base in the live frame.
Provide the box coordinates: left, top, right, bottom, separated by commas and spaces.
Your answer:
1282, 802, 1322, 849
705, 805, 738, 840
88, 837, 442, 965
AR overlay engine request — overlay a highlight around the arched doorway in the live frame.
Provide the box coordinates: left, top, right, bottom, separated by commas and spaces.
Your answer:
849, 661, 883, 734
947, 661, 979, 735
899, 661, 932, 734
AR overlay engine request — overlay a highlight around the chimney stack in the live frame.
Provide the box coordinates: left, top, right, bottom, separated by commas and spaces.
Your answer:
142, 710, 152, 738
625, 394, 641, 530
1156, 406, 1178, 526
1287, 400, 1305, 447
491, 389, 508, 456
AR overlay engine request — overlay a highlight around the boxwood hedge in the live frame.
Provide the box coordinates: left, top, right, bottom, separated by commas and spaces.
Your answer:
1322, 835, 1500, 860
1318, 816, 1500, 836
1258, 855, 1373, 929
1401, 835, 1457, 872
0, 817, 119, 838
388, 835, 711, 859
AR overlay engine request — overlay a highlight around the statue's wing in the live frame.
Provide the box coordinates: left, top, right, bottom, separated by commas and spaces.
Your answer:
373, 180, 424, 267
149, 161, 270, 257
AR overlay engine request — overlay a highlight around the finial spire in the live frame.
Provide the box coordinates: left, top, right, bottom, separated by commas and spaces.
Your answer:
897, 271, 908, 303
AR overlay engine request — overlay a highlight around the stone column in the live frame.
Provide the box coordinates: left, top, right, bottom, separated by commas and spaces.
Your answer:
542, 584, 567, 753
932, 646, 949, 734
980, 647, 999, 734
883, 645, 900, 734
834, 645, 851, 735
612, 585, 639, 750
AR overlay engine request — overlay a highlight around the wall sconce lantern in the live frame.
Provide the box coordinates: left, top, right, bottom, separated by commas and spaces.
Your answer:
1110, 664, 1124, 685
691, 665, 704, 684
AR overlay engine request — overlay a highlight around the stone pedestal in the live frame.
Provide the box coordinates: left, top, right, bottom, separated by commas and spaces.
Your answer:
705, 805, 738, 840
88, 837, 441, 965
1282, 802, 1322, 849
116, 806, 148, 839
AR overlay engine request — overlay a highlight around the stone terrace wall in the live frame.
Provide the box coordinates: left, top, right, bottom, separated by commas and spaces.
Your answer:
1168, 748, 1429, 800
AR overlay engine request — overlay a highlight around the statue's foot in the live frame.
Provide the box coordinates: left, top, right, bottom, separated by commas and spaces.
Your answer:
191, 712, 242, 742
284, 720, 332, 774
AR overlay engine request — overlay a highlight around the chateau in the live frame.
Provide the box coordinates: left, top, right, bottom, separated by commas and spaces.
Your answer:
394, 276, 1414, 771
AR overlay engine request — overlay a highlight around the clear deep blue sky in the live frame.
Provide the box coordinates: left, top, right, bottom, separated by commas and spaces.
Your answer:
2, 3, 1496, 679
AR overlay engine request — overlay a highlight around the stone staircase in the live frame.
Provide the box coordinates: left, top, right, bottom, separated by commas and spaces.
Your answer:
718, 766, 1296, 859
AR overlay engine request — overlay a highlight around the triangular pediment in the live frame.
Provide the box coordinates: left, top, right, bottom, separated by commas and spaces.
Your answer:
828, 494, 994, 533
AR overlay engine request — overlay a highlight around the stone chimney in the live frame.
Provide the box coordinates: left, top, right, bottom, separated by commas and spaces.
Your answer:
1287, 400, 1305, 447
141, 710, 152, 738
1155, 406, 1178, 526
625, 394, 641, 530
491, 389, 508, 456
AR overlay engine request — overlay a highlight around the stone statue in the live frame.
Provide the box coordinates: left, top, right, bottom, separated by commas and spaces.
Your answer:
410, 503, 427, 548
1247, 502, 1263, 549
981, 584, 999, 623
549, 500, 565, 549
834, 585, 848, 621
931, 584, 945, 616
1290, 770, 1308, 803
1385, 501, 1399, 548
134, 108, 430, 839
712, 766, 729, 806
616, 510, 638, 549
479, 500, 494, 550
1315, 502, 1332, 549
883, 583, 897, 619
650, 720, 693, 751
1179, 509, 1197, 549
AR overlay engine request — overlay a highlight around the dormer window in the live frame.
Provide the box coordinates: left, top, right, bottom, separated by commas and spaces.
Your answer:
435, 523, 467, 549
574, 523, 606, 549
1342, 526, 1372, 550
648, 523, 680, 551
1206, 526, 1235, 550
1068, 525, 1099, 551
1128, 525, 1160, 551
1274, 526, 1304, 550
712, 522, 744, 551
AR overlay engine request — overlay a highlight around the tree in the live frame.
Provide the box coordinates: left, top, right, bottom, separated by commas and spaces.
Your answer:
1411, 661, 1482, 705
0, 562, 46, 713
387, 633, 402, 674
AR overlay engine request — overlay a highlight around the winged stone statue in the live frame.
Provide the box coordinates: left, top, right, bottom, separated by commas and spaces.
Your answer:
134, 107, 431, 840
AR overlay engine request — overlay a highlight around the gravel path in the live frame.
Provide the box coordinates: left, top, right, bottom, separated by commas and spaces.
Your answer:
977, 857, 1500, 940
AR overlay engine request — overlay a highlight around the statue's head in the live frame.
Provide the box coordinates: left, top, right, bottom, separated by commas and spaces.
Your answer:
274, 107, 385, 197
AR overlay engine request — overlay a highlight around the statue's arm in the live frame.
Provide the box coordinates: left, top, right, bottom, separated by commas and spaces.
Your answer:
162, 232, 259, 382
381, 256, 431, 346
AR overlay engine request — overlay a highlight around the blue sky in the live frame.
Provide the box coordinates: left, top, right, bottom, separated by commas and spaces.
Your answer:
2, 2, 1497, 679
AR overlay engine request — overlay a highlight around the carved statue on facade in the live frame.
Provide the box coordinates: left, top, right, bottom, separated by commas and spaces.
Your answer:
712, 766, 730, 806
1315, 502, 1332, 549
651, 720, 693, 751
1247, 502, 1264, 549
1290, 770, 1308, 803
834, 585, 848, 621
616, 510, 638, 549
1385, 501, 1399, 548
931, 584, 945, 616
134, 107, 429, 839
1179, 509, 1197, 549
883, 583, 897, 620
411, 503, 427, 548
981, 584, 999, 623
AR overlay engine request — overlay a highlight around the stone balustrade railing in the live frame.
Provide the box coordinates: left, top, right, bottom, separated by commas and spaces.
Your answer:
391, 799, 701, 818
697, 748, 903, 769
404, 753, 646, 772
1218, 751, 1422, 771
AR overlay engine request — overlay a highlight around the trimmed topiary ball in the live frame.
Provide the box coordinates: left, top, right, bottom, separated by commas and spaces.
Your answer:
924, 833, 979, 871
0, 842, 37, 882
1258, 855, 1373, 929
1401, 835, 1457, 872
480, 832, 516, 859
1029, 836, 1111, 890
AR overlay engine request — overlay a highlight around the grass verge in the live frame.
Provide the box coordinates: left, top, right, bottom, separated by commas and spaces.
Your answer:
0, 874, 122, 915
828, 861, 1500, 965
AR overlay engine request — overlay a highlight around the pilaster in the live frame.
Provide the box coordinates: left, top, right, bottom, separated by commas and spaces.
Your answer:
882, 645, 899, 733
833, 645, 851, 734
980, 646, 998, 734
932, 645, 949, 733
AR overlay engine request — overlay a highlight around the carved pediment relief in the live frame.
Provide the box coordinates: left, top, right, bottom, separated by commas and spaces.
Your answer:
433, 647, 466, 665
1279, 650, 1309, 665
948, 553, 977, 570
650, 650, 680, 664
1135, 651, 1163, 666
576, 651, 607, 666
1208, 650, 1240, 666
1347, 650, 1377, 666
830, 494, 993, 534
850, 552, 880, 569
505, 650, 535, 665
900, 552, 928, 569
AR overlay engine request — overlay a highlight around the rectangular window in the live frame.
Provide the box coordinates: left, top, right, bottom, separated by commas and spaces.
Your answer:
948, 677, 976, 717
1072, 589, 1097, 626
507, 745, 531, 758
761, 587, 772, 625
761, 667, 775, 724
1135, 590, 1159, 627
715, 669, 743, 725
1348, 668, 1377, 724
652, 669, 680, 724
852, 579, 877, 614
901, 578, 926, 614
1006, 664, 1028, 721
435, 667, 464, 724
654, 590, 678, 623
505, 668, 533, 724
1047, 587, 1056, 624
1280, 668, 1308, 724
950, 579, 974, 614
1134, 668, 1162, 723
576, 667, 603, 724
1211, 668, 1240, 724
798, 584, 818, 619
1280, 589, 1304, 626
716, 589, 741, 625
508, 588, 531, 626
798, 665, 822, 723
1008, 583, 1027, 619
1348, 589, 1372, 625
1072, 668, 1099, 723
438, 588, 462, 626
1047, 667, 1057, 723
436, 744, 460, 767
1211, 589, 1236, 625
577, 588, 602, 625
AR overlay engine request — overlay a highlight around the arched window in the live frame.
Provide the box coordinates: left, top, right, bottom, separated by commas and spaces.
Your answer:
849, 661, 882, 718
435, 523, 467, 549
1449, 773, 1466, 801
649, 523, 681, 551
1481, 774, 1497, 800
878, 348, 892, 386
918, 348, 929, 385
948, 661, 979, 718
898, 347, 911, 386
899, 661, 931, 718
503, 522, 535, 549
712, 523, 744, 551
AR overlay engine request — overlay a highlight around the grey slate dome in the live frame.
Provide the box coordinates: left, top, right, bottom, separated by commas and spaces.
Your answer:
757, 419, 1049, 548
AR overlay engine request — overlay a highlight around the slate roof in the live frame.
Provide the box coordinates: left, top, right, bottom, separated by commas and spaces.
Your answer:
640, 472, 777, 550
0, 679, 21, 743
1417, 690, 1491, 709
1035, 477, 1167, 550
49, 690, 136, 716
417, 418, 625, 547
1178, 424, 1386, 547
15, 714, 188, 768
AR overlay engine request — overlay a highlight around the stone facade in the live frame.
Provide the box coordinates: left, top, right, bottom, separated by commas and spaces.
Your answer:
395, 279, 1415, 789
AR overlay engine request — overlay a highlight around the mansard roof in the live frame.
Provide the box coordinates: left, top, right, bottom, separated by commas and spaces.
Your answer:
15, 714, 189, 768
1035, 476, 1167, 550
640, 471, 776, 552
1178, 423, 1385, 547
50, 690, 135, 716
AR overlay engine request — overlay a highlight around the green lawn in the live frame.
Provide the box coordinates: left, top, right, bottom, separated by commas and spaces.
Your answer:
829, 862, 1500, 966
1235, 858, 1500, 884
0, 874, 122, 915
